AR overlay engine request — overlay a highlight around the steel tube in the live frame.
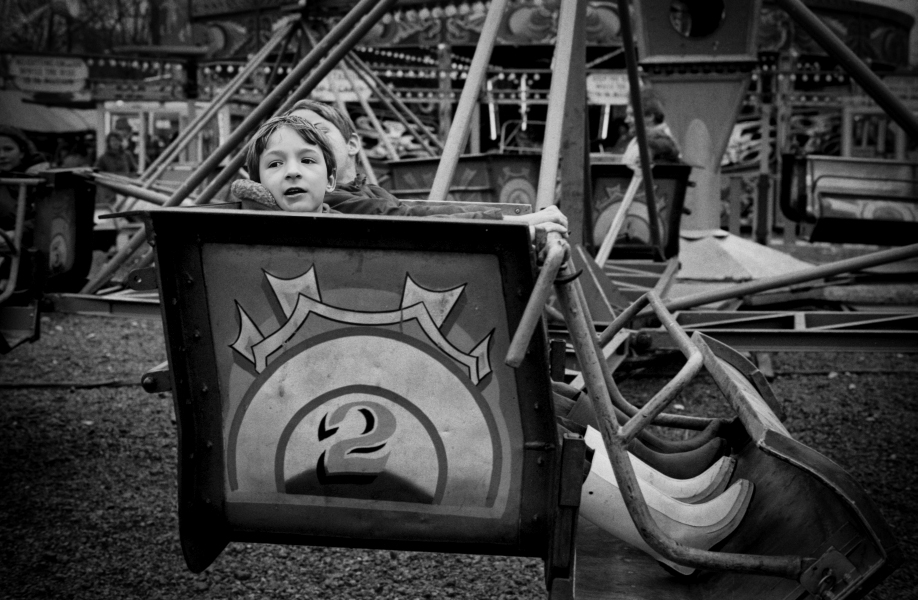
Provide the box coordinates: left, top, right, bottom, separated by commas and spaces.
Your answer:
506, 232, 568, 367
774, 0, 918, 139
664, 242, 918, 313
594, 173, 642, 266
93, 175, 168, 206
428, 0, 509, 201
618, 351, 703, 443
615, 0, 662, 256
534, 0, 583, 210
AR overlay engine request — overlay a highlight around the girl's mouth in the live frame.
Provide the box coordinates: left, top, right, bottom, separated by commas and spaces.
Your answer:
284, 187, 307, 196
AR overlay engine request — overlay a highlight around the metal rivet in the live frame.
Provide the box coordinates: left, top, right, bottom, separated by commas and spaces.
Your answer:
201, 384, 208, 394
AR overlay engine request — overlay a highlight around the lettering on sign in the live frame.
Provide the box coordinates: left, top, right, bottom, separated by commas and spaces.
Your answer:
586, 72, 630, 106
9, 56, 88, 94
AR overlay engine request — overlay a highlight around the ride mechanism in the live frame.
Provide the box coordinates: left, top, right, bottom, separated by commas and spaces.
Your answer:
0, 0, 913, 595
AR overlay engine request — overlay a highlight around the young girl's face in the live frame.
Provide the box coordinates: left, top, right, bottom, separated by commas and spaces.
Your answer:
258, 126, 336, 213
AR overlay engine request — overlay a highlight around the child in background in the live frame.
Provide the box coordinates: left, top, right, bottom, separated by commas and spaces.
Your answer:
239, 115, 338, 213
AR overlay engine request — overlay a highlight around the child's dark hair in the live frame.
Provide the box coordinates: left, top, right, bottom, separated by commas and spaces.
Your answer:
245, 115, 337, 183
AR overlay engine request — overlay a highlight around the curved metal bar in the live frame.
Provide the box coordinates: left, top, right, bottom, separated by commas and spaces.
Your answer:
506, 232, 568, 367
589, 290, 716, 431
555, 269, 814, 579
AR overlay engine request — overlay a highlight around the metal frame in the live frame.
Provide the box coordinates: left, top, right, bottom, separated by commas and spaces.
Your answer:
549, 259, 899, 591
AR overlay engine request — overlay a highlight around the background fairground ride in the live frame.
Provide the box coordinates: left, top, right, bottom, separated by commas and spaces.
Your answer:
1, 0, 916, 240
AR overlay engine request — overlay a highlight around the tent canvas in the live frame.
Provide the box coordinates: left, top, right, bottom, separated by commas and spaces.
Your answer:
0, 91, 97, 133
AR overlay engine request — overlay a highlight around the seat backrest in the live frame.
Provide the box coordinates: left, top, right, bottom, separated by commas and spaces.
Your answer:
143, 208, 563, 573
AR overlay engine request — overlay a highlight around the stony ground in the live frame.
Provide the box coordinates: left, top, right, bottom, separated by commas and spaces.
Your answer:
1, 312, 915, 599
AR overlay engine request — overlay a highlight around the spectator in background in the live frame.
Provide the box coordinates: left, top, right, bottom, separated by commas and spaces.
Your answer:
0, 125, 49, 174
0, 126, 49, 292
622, 92, 682, 168
608, 118, 631, 154
94, 131, 137, 205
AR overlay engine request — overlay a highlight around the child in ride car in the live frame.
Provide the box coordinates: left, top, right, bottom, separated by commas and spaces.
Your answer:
239, 115, 338, 213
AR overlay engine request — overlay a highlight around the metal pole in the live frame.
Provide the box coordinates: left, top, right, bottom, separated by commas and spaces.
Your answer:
81, 0, 394, 294
774, 0, 918, 139
140, 21, 296, 184
616, 0, 662, 258
534, 0, 583, 211
428, 0, 509, 202
663, 242, 918, 312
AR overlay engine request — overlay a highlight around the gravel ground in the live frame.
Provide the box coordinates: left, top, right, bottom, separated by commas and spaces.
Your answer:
1, 312, 916, 599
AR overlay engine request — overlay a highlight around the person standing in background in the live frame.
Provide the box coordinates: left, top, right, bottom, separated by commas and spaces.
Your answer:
94, 131, 137, 206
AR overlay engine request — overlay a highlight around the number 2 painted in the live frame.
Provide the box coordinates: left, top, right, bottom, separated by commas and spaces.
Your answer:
317, 401, 397, 481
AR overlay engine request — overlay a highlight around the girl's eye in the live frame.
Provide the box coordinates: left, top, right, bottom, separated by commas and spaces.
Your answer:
301, 157, 315, 164
267, 160, 281, 168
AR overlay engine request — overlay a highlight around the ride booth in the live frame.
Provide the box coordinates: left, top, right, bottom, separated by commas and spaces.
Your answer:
138, 205, 899, 600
